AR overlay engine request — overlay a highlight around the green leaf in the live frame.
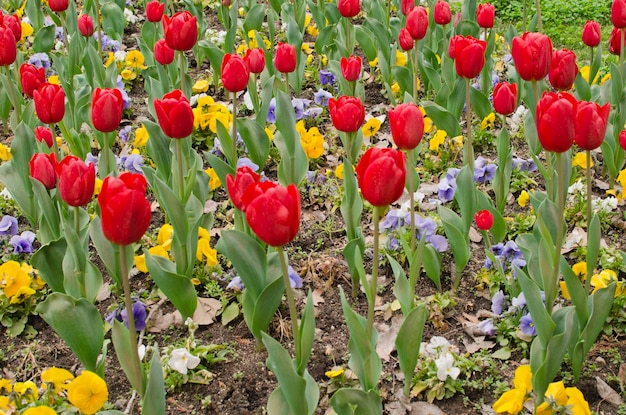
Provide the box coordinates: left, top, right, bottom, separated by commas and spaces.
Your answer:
145, 253, 197, 320
274, 89, 308, 186
516, 268, 555, 344
100, 1, 125, 40
586, 214, 601, 276
217, 230, 267, 296
238, 118, 270, 170
453, 165, 476, 233
438, 206, 470, 276
389, 255, 412, 316
36, 293, 104, 371
33, 24, 56, 52
243, 276, 284, 342
143, 344, 166, 415
396, 305, 427, 396
423, 245, 442, 291
88, 218, 131, 288
330, 388, 382, 415
422, 101, 461, 136
144, 120, 173, 181
298, 291, 316, 374
31, 238, 67, 293
243, 3, 266, 33
470, 86, 492, 120
524, 109, 541, 156
112, 321, 146, 396
221, 302, 240, 326
492, 347, 511, 360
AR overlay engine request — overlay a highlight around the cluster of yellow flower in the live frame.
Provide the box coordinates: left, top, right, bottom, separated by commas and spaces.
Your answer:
0, 261, 44, 305
106, 50, 148, 82
192, 95, 231, 132
296, 120, 324, 159
0, 369, 108, 415
560, 262, 625, 299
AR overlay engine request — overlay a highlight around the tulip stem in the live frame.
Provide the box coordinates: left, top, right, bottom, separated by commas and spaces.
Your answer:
179, 51, 187, 96
413, 40, 420, 103
585, 149, 593, 293
231, 91, 238, 167
175, 137, 185, 201
547, 152, 565, 314
50, 123, 60, 160
621, 29, 625, 80
4, 66, 21, 125
407, 152, 416, 254
95, 0, 103, 62
366, 206, 381, 338
464, 78, 474, 174
481, 28, 490, 96
535, 0, 542, 33
119, 244, 144, 396
589, 46, 594, 80
277, 245, 302, 374
74, 206, 87, 298
522, 0, 527, 32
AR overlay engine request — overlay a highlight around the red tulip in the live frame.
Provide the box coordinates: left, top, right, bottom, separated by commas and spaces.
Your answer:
340, 55, 361, 82
146, 0, 165, 23
582, 20, 601, 47
337, 0, 360, 18
154, 90, 194, 138
328, 96, 365, 133
163, 11, 198, 51
244, 48, 265, 74
77, 14, 94, 37
434, 0, 452, 25
48, 0, 69, 12
574, 101, 610, 151
33, 83, 66, 124
406, 7, 428, 40
548, 49, 578, 91
356, 148, 406, 207
1, 13, 21, 42
609, 27, 626, 55
221, 53, 249, 93
474, 210, 494, 231
242, 181, 300, 247
398, 28, 415, 51
56, 156, 96, 206
20, 63, 46, 98
401, 0, 415, 16
619, 130, 626, 151
226, 166, 261, 211
154, 38, 175, 65
29, 152, 57, 190
274, 42, 297, 74
0, 27, 16, 66
476, 3, 495, 28
91, 88, 124, 133
34, 126, 54, 148
389, 103, 424, 150
613, 0, 626, 29
492, 82, 517, 116
512, 32, 552, 82
98, 172, 151, 246
536, 91, 577, 153
448, 35, 486, 79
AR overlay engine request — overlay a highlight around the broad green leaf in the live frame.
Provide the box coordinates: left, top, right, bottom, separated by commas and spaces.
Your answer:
330, 388, 382, 415
217, 230, 267, 296
423, 245, 442, 291
238, 118, 270, 169
470, 86, 492, 120
516, 269, 555, 343
143, 344, 166, 415
145, 253, 197, 320
298, 291, 316, 374
32, 239, 67, 293
33, 24, 56, 52
396, 305, 427, 396
243, 276, 284, 342
422, 101, 461, 136
389, 255, 412, 316
112, 321, 146, 396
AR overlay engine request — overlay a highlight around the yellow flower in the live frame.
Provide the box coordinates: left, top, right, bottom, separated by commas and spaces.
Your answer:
545, 381, 568, 406
362, 118, 382, 137
429, 129, 447, 152
93, 178, 103, 196
307, 24, 319, 37
157, 224, 174, 250
518, 190, 530, 207
369, 57, 378, 67
304, 13, 312, 27
1, 261, 32, 299
600, 73, 611, 85
9, 285, 35, 304
560, 280, 571, 300
325, 367, 345, 378
32, 274, 46, 290
196, 236, 218, 266
47, 75, 61, 85
617, 168, 626, 189
334, 164, 345, 180
41, 367, 74, 392
0, 395, 11, 410
572, 261, 587, 280
395, 50, 407, 67
265, 127, 274, 141
236, 43, 248, 55
492, 387, 527, 414
198, 227, 210, 240
301, 42, 312, 54
192, 79, 209, 94
125, 50, 147, 69
105, 52, 115, 67
205, 167, 221, 190
0, 143, 11, 161
120, 69, 137, 81
451, 135, 463, 152
572, 152, 593, 169
135, 245, 169, 273
67, 371, 108, 415
513, 365, 532, 394
565, 386, 591, 415
423, 117, 434, 134
306, 54, 314, 66
480, 112, 495, 130
299, 125, 325, 159
14, 381, 38, 400
238, 7, 245, 17
24, 407, 57, 415
579, 65, 600, 84
591, 269, 624, 296
0, 378, 12, 394
133, 124, 149, 148
534, 402, 553, 415
20, 22, 33, 42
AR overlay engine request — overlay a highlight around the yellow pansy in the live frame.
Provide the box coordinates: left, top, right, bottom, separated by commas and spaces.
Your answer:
307, 24, 319, 37
67, 371, 108, 415
545, 381, 568, 406
492, 387, 527, 414
192, 79, 209, 93
205, 167, 221, 190
9, 285, 35, 304
590, 269, 624, 296
304, 13, 312, 27
306, 54, 314, 66
1, 261, 32, 300
423, 117, 434, 134
125, 50, 147, 69
236, 43, 248, 55
134, 124, 149, 148
24, 406, 58, 415
41, 367, 75, 392
565, 387, 591, 415
105, 52, 115, 67
196, 237, 218, 266
480, 112, 495, 130
572, 261, 587, 280
238, 7, 245, 17
429, 129, 447, 152
325, 367, 345, 378
395, 50, 407, 67
265, 126, 274, 141
450, 135, 463, 152
121, 69, 137, 81
93, 178, 103, 196
560, 280, 571, 300
47, 75, 61, 85
334, 164, 345, 180
0, 395, 10, 410
0, 378, 13, 394
369, 57, 378, 67
14, 381, 38, 400
20, 22, 33, 42
320, 54, 328, 66
301, 42, 313, 54
157, 224, 174, 250
572, 151, 593, 169
579, 65, 600, 84
513, 365, 532, 394
391, 82, 400, 95
600, 73, 611, 85
0, 143, 11, 161
518, 190, 530, 207
134, 245, 169, 273
362, 118, 382, 137
617, 168, 626, 188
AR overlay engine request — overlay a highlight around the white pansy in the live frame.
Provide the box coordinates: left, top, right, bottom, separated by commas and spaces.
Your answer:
168, 348, 201, 375
435, 352, 460, 381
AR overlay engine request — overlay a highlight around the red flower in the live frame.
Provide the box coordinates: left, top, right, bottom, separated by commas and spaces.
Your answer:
448, 35, 486, 79
492, 82, 517, 116
244, 48, 265, 74
474, 210, 494, 231
548, 49, 578, 91
340, 55, 361, 82
77, 14, 94, 37
609, 27, 626, 55
619, 130, 626, 151
146, 1, 165, 23
226, 166, 261, 211
582, 20, 601, 47
511, 32, 553, 81
91, 88, 124, 133
389, 103, 424, 150
19, 63, 46, 98
328, 96, 365, 133
274, 42, 297, 74
221, 53, 249, 93
1, 13, 21, 42
398, 28, 414, 51
613, 0, 626, 29
434, 0, 451, 25
356, 148, 406, 207
98, 172, 152, 246
56, 156, 96, 207
0, 27, 16, 66
575, 101, 610, 151
154, 90, 194, 138
33, 83, 66, 124
476, 3, 495, 28
406, 7, 428, 40
34, 126, 53, 148
154, 39, 175, 65
163, 11, 197, 51
29, 152, 57, 190
337, 0, 360, 18
242, 181, 301, 247
536, 91, 577, 153
48, 0, 68, 12
401, 0, 415, 16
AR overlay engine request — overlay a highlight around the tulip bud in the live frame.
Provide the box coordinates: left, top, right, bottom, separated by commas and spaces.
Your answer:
582, 20, 601, 47
449, 35, 486, 79
356, 148, 406, 207
328, 96, 365, 133
492, 82, 517, 116
337, 0, 360, 18
609, 27, 626, 55
512, 32, 552, 81
274, 42, 297, 74
29, 153, 58, 190
221, 53, 250, 93
1, 13, 22, 42
476, 3, 495, 29
0, 27, 17, 66
33, 83, 66, 124
56, 156, 96, 206
536, 91, 577, 153
474, 210, 494, 231
34, 126, 54, 148
548, 49, 578, 91
401, 0, 415, 16
48, 0, 69, 12
389, 103, 424, 150
434, 0, 452, 25
163, 11, 198, 51
20, 63, 46, 98
77, 14, 94, 37
91, 88, 124, 133
145, 0, 165, 23
619, 130, 626, 151
574, 101, 610, 151
154, 90, 194, 138
154, 38, 175, 65
398, 28, 414, 51
226, 166, 261, 211
244, 48, 265, 74
406, 7, 428, 40
340, 55, 361, 82
613, 0, 626, 29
